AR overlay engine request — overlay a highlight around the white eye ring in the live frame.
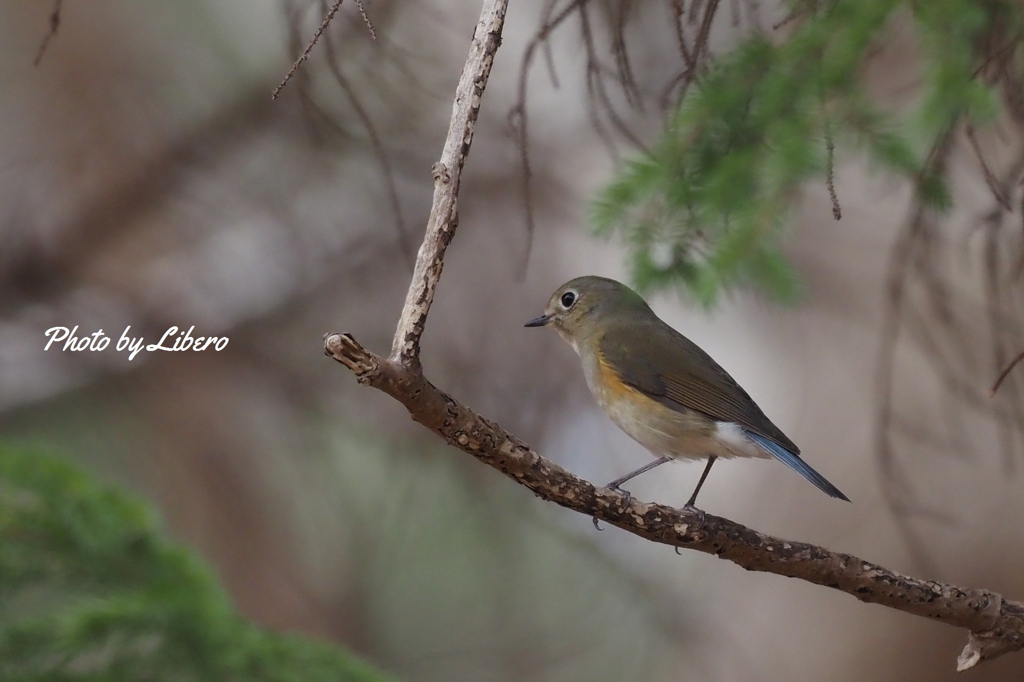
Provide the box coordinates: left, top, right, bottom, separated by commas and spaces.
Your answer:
559, 290, 577, 309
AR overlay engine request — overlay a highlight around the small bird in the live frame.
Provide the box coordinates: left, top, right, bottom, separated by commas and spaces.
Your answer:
525, 276, 849, 517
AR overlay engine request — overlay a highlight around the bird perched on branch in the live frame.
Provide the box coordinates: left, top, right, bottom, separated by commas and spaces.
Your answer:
526, 276, 849, 519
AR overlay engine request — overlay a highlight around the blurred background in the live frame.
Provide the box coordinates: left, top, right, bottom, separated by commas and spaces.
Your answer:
1, 0, 1023, 680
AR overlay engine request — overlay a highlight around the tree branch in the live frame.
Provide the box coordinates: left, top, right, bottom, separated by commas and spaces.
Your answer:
323, 0, 1024, 671
388, 2, 505, 371
324, 334, 1024, 670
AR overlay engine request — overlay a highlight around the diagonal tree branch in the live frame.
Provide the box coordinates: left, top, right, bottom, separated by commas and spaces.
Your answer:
324, 0, 1024, 671
324, 332, 1024, 672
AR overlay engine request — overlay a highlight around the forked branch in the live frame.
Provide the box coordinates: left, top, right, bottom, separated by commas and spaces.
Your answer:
323, 0, 1024, 670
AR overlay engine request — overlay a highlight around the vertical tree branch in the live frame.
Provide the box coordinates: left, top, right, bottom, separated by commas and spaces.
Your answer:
389, 1, 508, 370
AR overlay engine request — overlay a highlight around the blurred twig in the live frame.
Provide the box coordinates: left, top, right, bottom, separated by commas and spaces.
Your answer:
320, 28, 413, 266
510, 0, 726, 276
874, 134, 956, 575
0, 86, 276, 309
992, 349, 1024, 397
273, 0, 376, 100
33, 0, 63, 67
325, 0, 1024, 671
875, 124, 1024, 564
509, 0, 588, 276
825, 118, 840, 220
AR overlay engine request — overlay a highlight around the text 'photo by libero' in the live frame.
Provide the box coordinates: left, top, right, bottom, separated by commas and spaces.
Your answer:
43, 326, 228, 361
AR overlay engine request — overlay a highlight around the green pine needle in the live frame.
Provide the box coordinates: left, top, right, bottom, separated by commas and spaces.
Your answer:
591, 0, 1016, 306
0, 446, 390, 682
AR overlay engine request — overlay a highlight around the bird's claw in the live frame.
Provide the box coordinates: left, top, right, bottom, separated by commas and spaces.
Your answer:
592, 484, 633, 531
682, 502, 706, 529
672, 505, 705, 554
606, 483, 632, 506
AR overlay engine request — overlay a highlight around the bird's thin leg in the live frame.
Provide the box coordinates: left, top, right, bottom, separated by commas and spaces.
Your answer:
682, 456, 716, 526
605, 456, 672, 492
684, 456, 716, 507
593, 456, 672, 531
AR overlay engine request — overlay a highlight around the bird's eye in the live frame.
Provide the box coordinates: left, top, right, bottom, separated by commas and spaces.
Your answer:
560, 291, 577, 308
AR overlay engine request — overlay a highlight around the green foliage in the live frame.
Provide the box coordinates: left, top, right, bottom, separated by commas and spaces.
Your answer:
0, 445, 390, 682
594, 0, 1016, 306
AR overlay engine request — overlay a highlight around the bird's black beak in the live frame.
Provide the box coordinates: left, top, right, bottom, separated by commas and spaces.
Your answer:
524, 314, 551, 328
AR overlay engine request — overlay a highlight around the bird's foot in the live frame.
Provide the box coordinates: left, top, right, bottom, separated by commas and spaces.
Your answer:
592, 483, 633, 531
682, 502, 706, 529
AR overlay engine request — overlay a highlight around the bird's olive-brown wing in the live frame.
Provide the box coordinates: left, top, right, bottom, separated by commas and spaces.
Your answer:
597, 322, 800, 454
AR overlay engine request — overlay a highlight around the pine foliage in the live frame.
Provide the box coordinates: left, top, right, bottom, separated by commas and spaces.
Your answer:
593, 0, 1014, 305
0, 445, 390, 682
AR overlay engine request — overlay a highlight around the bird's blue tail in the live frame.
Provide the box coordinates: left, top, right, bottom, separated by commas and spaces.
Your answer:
744, 430, 850, 502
